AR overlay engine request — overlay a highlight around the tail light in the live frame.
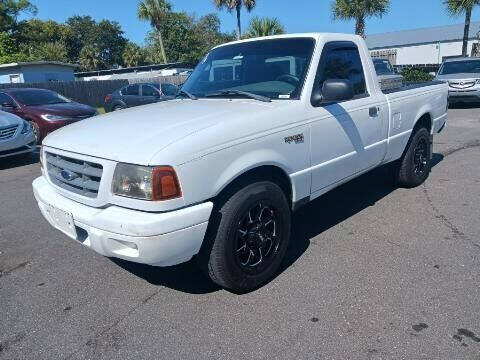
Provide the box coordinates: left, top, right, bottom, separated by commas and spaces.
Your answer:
152, 166, 182, 201
105, 95, 111, 103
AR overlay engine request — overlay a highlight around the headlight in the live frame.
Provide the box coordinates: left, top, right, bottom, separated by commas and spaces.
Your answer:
41, 114, 70, 121
21, 121, 32, 134
112, 163, 182, 201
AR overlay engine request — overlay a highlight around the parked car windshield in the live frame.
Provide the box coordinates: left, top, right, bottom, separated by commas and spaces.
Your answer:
13, 89, 71, 106
373, 59, 395, 75
182, 38, 316, 100
439, 60, 480, 75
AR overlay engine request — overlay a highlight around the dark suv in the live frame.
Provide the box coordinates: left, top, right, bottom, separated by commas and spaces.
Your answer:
104, 82, 178, 112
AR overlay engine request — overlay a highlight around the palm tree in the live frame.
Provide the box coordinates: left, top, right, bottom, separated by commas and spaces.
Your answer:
123, 42, 144, 67
138, 0, 171, 64
79, 45, 103, 71
332, 0, 390, 38
444, 0, 480, 57
213, 0, 256, 40
246, 17, 285, 38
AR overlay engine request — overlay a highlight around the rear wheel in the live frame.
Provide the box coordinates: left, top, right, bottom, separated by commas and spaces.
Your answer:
113, 105, 125, 111
394, 127, 431, 188
201, 181, 291, 293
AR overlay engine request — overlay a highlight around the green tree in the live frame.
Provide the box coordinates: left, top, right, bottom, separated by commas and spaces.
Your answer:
444, 0, 480, 56
144, 12, 232, 64
63, 16, 126, 66
213, 0, 256, 40
246, 16, 284, 38
123, 42, 144, 67
332, 0, 389, 38
138, 0, 172, 64
64, 16, 96, 62
79, 45, 103, 71
29, 42, 69, 62
0, 0, 37, 33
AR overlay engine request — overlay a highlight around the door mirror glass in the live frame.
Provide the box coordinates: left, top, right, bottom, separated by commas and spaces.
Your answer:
312, 79, 354, 106
322, 79, 354, 102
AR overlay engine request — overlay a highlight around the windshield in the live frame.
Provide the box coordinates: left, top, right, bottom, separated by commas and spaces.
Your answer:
14, 90, 71, 106
373, 59, 395, 75
439, 60, 480, 75
182, 38, 316, 100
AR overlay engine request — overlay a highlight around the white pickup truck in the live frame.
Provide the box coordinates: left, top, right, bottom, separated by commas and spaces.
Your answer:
33, 34, 448, 292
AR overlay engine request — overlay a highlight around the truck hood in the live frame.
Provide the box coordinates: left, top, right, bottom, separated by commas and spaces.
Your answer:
0, 110, 23, 127
43, 99, 279, 164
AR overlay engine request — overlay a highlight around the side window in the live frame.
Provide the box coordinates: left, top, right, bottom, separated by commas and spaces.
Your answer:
126, 84, 140, 96
317, 44, 367, 97
142, 85, 158, 97
162, 83, 178, 96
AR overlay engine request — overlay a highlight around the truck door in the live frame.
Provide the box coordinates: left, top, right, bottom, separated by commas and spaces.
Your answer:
308, 41, 387, 195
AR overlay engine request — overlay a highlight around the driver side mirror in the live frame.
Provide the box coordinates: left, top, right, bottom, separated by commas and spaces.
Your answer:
311, 79, 354, 106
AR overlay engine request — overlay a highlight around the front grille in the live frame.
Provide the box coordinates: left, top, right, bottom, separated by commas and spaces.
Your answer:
0, 125, 18, 141
449, 81, 475, 89
46, 152, 103, 198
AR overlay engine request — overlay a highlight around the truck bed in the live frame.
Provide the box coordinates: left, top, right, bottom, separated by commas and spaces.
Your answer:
382, 80, 444, 94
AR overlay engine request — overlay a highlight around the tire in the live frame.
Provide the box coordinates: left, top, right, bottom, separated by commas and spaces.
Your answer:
113, 105, 125, 111
200, 181, 291, 293
394, 127, 431, 188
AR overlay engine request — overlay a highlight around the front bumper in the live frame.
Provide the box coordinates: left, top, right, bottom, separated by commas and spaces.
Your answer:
0, 130, 36, 158
32, 176, 213, 266
448, 88, 480, 103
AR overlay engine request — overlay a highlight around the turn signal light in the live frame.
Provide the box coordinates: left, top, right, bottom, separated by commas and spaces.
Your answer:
152, 166, 182, 201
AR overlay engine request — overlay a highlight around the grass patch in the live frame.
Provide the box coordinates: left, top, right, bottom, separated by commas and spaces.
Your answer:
96, 107, 106, 114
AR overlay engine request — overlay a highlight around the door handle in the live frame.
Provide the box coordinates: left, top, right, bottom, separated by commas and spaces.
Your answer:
369, 106, 380, 117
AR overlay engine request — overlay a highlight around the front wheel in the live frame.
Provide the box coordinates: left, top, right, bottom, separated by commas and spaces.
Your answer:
30, 121, 40, 145
201, 181, 291, 293
394, 127, 432, 188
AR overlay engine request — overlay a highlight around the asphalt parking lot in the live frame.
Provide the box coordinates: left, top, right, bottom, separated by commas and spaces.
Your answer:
1, 107, 479, 360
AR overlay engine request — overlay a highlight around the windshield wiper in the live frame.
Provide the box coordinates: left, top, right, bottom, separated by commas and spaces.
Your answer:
175, 89, 197, 100
204, 90, 271, 103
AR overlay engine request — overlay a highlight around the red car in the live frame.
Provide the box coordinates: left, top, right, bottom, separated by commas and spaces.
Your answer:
0, 88, 98, 144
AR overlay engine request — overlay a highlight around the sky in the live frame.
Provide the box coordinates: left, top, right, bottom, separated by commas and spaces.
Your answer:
24, 0, 480, 45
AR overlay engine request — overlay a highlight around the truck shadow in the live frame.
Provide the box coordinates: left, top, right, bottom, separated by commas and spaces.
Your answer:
113, 154, 444, 294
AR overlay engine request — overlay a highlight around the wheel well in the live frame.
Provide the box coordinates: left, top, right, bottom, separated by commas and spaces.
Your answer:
414, 113, 432, 133
216, 165, 293, 208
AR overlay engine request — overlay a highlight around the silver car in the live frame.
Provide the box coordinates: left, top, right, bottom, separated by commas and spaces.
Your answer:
435, 58, 480, 103
0, 110, 36, 159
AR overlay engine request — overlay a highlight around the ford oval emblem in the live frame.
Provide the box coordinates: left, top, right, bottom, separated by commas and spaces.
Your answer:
61, 169, 78, 181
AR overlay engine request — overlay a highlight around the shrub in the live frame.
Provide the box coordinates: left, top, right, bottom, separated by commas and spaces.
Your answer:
400, 68, 434, 82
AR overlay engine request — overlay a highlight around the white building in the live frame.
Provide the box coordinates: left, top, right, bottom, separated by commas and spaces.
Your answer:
366, 21, 480, 66
75, 63, 194, 81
